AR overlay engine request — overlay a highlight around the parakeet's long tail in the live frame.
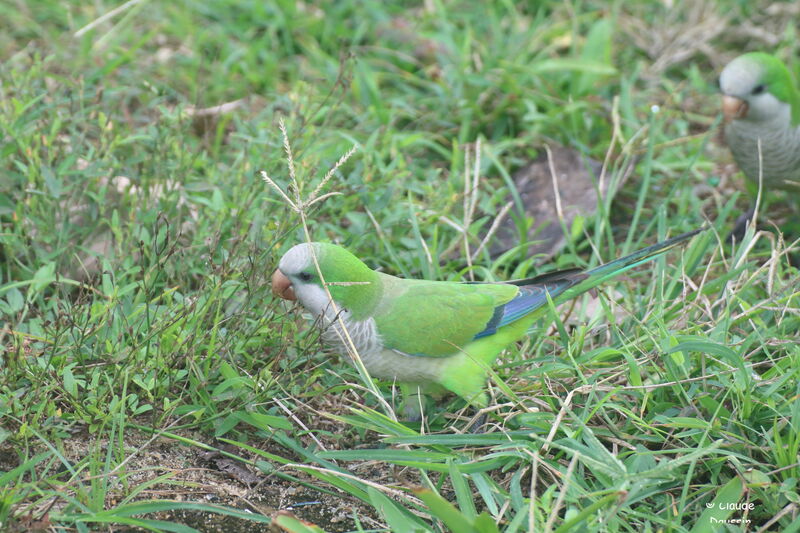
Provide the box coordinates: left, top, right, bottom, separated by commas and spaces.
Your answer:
572, 226, 707, 294
476, 227, 707, 338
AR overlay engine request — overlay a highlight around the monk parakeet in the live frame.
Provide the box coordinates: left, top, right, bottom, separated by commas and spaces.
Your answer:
719, 52, 800, 233
272, 229, 703, 420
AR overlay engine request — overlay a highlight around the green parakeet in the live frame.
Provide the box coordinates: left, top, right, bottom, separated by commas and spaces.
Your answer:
719, 52, 800, 221
272, 229, 703, 420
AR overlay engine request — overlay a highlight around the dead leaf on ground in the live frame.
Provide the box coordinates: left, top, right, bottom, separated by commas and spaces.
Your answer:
485, 144, 627, 260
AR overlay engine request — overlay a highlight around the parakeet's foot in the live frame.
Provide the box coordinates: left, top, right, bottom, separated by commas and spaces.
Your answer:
466, 412, 488, 433
403, 409, 422, 423
400, 383, 440, 423
727, 206, 756, 243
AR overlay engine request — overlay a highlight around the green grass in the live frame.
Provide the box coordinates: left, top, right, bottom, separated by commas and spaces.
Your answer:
2, 1, 800, 532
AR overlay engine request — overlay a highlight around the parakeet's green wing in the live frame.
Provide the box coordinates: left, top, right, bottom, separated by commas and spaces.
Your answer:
373, 279, 518, 357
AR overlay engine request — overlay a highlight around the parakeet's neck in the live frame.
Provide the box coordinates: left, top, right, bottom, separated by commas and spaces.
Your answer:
317, 254, 383, 321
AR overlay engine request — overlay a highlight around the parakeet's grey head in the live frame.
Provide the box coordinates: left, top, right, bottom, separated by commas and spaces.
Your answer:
272, 242, 381, 320
272, 242, 330, 316
719, 52, 799, 125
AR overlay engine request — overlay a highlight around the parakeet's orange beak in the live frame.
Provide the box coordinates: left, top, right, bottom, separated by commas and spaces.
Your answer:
722, 95, 748, 121
271, 269, 296, 301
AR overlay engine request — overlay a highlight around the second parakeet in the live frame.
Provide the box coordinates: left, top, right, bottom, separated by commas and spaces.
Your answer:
719, 52, 800, 233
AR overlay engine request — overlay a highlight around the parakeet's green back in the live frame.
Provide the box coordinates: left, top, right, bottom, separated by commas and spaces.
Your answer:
373, 276, 518, 357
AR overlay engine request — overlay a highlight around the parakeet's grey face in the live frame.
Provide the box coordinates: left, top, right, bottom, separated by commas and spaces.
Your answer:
720, 56, 787, 123
272, 243, 331, 317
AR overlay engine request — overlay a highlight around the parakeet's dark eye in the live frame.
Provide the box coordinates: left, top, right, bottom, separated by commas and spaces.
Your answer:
752, 84, 766, 95
297, 272, 313, 282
